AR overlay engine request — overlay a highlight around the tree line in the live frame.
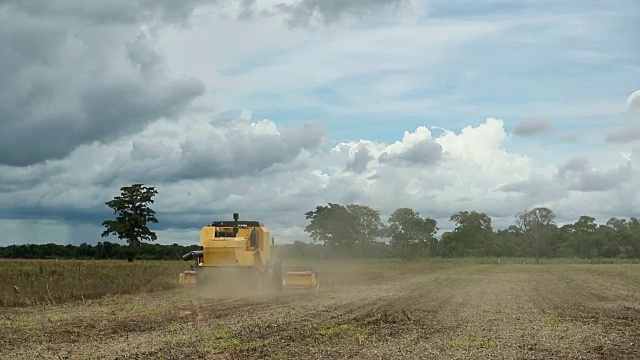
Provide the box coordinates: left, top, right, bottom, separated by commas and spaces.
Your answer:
0, 241, 317, 261
0, 241, 202, 260
302, 203, 640, 260
4, 183, 638, 261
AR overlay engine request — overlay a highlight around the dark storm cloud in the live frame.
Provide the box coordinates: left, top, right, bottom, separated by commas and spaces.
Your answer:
0, 75, 204, 166
275, 0, 406, 27
345, 147, 373, 173
0, 163, 66, 192
175, 121, 324, 180
379, 140, 443, 166
0, 0, 407, 165
513, 118, 553, 136
0, 204, 109, 226
0, 1, 208, 166
92, 120, 326, 185
0, 204, 213, 231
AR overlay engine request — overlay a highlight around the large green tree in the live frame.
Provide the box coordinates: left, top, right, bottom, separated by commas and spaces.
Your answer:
572, 215, 597, 258
345, 204, 386, 246
304, 203, 384, 256
515, 207, 556, 263
629, 217, 640, 258
442, 211, 493, 257
493, 225, 526, 257
387, 208, 438, 259
101, 184, 159, 262
601, 217, 640, 258
304, 203, 356, 248
552, 224, 574, 257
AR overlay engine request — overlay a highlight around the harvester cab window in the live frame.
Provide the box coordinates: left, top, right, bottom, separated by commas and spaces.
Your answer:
215, 229, 236, 237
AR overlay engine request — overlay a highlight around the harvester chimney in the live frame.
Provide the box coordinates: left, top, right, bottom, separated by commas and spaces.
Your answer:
233, 212, 239, 236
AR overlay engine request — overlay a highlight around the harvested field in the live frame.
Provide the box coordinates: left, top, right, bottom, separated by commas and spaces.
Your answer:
1, 260, 639, 359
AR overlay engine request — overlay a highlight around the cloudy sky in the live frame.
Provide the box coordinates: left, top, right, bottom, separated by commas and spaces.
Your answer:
1, 0, 639, 246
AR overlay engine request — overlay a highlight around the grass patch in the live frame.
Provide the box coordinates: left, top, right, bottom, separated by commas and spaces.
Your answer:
162, 323, 242, 351
445, 335, 498, 350
544, 314, 576, 329
314, 323, 370, 343
209, 327, 241, 349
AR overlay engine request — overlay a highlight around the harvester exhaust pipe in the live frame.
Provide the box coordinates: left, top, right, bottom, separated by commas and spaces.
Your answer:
233, 212, 239, 236
182, 250, 203, 261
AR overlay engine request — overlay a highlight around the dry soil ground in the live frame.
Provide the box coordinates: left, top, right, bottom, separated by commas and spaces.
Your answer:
1, 261, 639, 359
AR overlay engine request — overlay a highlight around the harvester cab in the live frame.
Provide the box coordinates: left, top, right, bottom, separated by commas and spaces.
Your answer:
179, 213, 319, 292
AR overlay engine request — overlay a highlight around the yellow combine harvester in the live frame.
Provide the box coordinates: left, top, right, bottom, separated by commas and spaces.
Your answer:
179, 213, 319, 291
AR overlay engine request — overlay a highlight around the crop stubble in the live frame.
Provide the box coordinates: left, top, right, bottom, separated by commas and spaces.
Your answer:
1, 262, 638, 359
